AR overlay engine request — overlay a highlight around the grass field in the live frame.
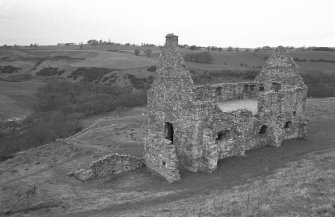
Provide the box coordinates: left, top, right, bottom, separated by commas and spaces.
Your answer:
0, 49, 156, 73
181, 50, 335, 74
1, 48, 334, 74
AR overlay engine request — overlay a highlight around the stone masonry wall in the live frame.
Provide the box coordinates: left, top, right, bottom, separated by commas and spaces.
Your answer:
145, 33, 197, 182
144, 134, 180, 182
68, 153, 144, 182
257, 87, 307, 115
257, 87, 308, 141
90, 153, 144, 179
180, 101, 217, 172
212, 109, 255, 159
145, 34, 308, 183
193, 82, 264, 103
189, 85, 308, 173
255, 46, 306, 90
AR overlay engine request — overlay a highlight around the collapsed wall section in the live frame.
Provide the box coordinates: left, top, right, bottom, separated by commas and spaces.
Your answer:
68, 153, 144, 182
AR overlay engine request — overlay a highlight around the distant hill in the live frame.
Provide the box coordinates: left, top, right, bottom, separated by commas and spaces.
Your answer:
0, 47, 335, 121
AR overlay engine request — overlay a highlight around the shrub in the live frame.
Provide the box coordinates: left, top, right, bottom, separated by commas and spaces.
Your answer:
312, 47, 335, 52
134, 49, 140, 56
127, 74, 154, 89
293, 58, 307, 62
36, 67, 65, 76
309, 59, 335, 63
67, 67, 113, 82
147, 66, 156, 72
0, 65, 21, 74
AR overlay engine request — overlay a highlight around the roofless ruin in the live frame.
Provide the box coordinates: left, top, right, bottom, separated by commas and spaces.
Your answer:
145, 34, 308, 182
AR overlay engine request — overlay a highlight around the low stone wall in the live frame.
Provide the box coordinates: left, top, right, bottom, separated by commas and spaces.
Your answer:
69, 153, 144, 182
90, 153, 144, 179
193, 82, 263, 103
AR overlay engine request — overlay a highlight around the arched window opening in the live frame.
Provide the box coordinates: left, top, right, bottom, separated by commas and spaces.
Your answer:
259, 125, 267, 135
284, 121, 292, 129
216, 130, 230, 142
271, 82, 281, 92
216, 87, 222, 96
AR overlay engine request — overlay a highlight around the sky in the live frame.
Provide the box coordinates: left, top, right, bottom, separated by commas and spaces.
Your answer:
0, 0, 335, 47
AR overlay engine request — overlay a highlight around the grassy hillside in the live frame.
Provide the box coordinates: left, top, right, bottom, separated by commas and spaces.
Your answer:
0, 48, 334, 120
0, 98, 334, 217
0, 49, 156, 121
0, 80, 44, 121
1, 48, 334, 82
0, 47, 334, 216
0, 49, 156, 73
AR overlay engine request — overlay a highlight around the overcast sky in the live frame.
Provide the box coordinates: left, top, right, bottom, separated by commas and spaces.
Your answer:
1, 0, 335, 47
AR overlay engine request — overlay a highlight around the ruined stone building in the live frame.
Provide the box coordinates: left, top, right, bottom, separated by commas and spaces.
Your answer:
144, 34, 308, 183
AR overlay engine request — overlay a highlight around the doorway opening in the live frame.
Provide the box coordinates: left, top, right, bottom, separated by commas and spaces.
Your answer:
164, 122, 174, 143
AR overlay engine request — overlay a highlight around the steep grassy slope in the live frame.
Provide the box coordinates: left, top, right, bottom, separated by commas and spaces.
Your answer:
0, 80, 44, 121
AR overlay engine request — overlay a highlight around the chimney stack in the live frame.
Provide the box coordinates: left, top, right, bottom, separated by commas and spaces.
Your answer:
165, 33, 178, 48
